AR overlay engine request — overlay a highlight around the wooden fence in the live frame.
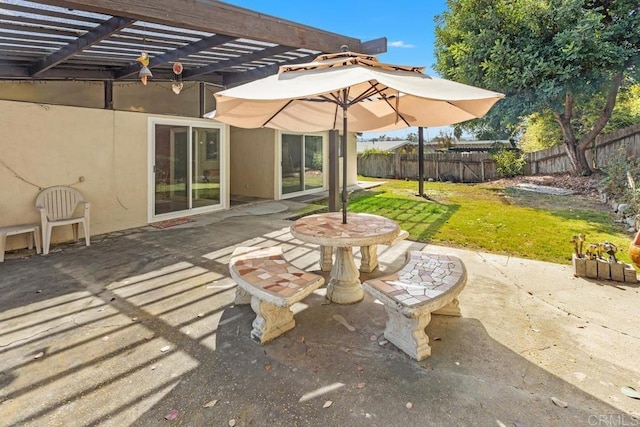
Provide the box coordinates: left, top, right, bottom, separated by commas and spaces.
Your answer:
357, 124, 640, 182
527, 123, 640, 174
357, 151, 499, 182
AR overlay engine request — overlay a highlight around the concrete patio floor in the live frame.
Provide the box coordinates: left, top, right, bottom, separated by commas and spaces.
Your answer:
1, 200, 639, 426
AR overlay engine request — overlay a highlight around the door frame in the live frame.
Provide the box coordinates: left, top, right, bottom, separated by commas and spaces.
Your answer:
277, 130, 328, 200
148, 117, 228, 222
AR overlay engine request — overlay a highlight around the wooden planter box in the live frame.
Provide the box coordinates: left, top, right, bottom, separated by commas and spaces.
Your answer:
573, 255, 637, 283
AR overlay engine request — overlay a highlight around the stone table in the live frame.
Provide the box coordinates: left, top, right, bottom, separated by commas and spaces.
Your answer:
290, 212, 399, 304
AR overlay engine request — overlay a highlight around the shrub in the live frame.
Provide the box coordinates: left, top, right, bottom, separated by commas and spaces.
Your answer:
490, 146, 526, 178
600, 149, 640, 214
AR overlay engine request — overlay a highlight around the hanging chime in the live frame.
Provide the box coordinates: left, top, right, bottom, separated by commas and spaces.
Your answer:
172, 62, 184, 94
137, 51, 152, 85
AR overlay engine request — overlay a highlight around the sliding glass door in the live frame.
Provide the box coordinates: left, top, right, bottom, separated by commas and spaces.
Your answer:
281, 133, 324, 196
152, 121, 223, 217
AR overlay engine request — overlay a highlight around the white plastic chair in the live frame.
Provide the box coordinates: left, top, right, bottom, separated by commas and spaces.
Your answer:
35, 186, 90, 255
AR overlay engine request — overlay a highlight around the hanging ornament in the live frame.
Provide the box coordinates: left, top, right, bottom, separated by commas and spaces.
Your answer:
137, 51, 152, 85
171, 62, 184, 94
172, 82, 184, 95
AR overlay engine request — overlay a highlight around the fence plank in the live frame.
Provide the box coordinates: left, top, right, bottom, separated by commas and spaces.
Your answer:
357, 124, 640, 181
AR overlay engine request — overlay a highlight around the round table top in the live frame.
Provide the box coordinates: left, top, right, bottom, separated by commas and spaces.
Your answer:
290, 212, 400, 247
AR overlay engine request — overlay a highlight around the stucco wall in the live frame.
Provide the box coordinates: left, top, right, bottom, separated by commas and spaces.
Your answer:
230, 127, 276, 199
0, 101, 210, 250
0, 80, 221, 118
0, 81, 104, 108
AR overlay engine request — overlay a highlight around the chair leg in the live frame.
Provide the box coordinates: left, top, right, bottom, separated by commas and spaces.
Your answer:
83, 219, 90, 246
72, 223, 79, 242
42, 225, 52, 255
0, 232, 6, 262
27, 232, 33, 250
33, 226, 41, 254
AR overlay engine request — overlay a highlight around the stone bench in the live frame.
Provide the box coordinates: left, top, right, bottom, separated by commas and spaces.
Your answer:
229, 246, 325, 344
320, 229, 410, 273
363, 251, 467, 361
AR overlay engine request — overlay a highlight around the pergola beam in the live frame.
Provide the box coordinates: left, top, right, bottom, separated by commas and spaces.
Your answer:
29, 16, 134, 76
221, 54, 316, 87
37, 0, 366, 53
114, 34, 236, 79
183, 45, 295, 80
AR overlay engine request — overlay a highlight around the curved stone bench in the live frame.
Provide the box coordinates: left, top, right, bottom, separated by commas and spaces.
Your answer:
363, 251, 467, 361
229, 246, 324, 344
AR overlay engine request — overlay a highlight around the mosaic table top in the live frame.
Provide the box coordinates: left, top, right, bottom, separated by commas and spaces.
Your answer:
230, 247, 324, 302
290, 212, 399, 247
364, 252, 466, 307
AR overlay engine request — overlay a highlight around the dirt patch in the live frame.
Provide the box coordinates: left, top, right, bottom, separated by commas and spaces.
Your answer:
493, 172, 604, 197
488, 173, 608, 212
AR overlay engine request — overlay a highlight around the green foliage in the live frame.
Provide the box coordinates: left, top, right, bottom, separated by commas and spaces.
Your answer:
435, 0, 640, 173
359, 148, 393, 159
518, 83, 640, 152
489, 145, 526, 177
432, 130, 456, 149
600, 149, 640, 215
519, 111, 562, 152
310, 151, 323, 170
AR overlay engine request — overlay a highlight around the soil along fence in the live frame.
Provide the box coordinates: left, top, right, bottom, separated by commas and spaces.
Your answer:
357, 124, 640, 182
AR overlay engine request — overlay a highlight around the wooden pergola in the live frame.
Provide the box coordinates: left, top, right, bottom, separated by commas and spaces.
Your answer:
0, 0, 386, 88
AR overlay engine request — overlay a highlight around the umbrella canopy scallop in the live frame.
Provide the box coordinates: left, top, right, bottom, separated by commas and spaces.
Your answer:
211, 52, 504, 133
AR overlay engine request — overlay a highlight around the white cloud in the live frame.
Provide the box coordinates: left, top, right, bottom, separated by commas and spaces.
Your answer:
389, 41, 415, 48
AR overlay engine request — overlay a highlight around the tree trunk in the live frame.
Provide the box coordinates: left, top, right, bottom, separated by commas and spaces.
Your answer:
554, 93, 591, 176
576, 72, 623, 171
553, 73, 623, 176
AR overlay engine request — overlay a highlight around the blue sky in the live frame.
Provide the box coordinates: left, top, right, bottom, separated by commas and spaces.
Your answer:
224, 0, 452, 140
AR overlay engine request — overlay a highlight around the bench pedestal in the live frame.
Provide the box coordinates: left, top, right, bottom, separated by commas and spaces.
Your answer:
250, 297, 296, 344
385, 305, 433, 361
363, 252, 466, 361
229, 246, 324, 344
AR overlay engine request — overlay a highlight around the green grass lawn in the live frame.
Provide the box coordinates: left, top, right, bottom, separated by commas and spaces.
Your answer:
340, 177, 632, 265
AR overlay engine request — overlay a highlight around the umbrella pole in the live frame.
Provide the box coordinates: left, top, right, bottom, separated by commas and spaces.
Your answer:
342, 91, 348, 224
418, 127, 424, 196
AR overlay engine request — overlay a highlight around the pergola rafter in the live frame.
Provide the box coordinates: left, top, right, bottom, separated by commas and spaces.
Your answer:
0, 0, 386, 87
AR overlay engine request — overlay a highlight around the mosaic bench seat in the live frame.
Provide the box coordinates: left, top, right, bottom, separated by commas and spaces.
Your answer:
363, 251, 467, 361
229, 246, 325, 344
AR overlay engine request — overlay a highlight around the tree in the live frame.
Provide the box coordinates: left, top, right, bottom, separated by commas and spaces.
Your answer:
519, 82, 640, 153
432, 130, 456, 149
406, 132, 418, 142
435, 0, 639, 175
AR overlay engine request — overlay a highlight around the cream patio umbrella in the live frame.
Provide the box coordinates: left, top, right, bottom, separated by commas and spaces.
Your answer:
210, 51, 504, 223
